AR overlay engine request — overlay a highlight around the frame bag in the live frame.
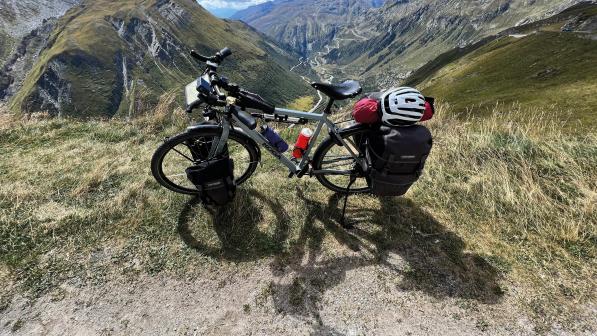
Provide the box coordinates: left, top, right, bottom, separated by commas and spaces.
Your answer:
367, 125, 432, 196
185, 156, 236, 205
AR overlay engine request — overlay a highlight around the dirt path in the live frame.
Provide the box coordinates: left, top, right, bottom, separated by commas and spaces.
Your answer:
1, 257, 541, 335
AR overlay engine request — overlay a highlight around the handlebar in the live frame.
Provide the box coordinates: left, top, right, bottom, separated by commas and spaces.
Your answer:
190, 47, 232, 65
187, 46, 276, 116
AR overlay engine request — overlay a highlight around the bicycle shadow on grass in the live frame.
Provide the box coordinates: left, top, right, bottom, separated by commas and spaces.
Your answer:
267, 190, 504, 329
177, 187, 504, 332
177, 188, 291, 261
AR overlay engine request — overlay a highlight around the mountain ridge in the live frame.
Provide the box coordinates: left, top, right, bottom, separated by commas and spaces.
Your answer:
232, 0, 384, 56
2, 0, 310, 118
404, 2, 597, 128
234, 0, 586, 88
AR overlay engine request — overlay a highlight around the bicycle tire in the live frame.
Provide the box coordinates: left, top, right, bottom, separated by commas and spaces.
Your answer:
151, 129, 259, 195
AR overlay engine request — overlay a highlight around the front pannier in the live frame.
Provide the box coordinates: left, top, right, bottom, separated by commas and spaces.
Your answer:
367, 125, 432, 196
185, 156, 236, 205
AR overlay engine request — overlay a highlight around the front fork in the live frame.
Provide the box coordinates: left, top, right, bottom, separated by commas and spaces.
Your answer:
209, 119, 230, 158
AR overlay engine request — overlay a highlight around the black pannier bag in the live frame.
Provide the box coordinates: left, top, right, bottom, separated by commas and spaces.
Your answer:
367, 125, 432, 196
185, 156, 236, 205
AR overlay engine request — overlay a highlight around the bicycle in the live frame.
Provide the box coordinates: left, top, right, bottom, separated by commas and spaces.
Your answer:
151, 47, 376, 198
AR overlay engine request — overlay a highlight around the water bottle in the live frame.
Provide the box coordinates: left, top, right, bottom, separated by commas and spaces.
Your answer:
292, 128, 313, 159
260, 125, 289, 153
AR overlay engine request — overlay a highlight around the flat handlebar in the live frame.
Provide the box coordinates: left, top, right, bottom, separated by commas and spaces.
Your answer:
187, 46, 276, 115
190, 47, 232, 65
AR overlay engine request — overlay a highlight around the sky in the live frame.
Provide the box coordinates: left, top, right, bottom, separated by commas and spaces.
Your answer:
197, 0, 272, 18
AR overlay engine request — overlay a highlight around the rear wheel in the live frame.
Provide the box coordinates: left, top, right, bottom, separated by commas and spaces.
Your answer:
151, 129, 259, 194
312, 126, 372, 194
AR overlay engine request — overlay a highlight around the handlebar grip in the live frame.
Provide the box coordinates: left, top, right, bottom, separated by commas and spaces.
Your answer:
218, 47, 232, 59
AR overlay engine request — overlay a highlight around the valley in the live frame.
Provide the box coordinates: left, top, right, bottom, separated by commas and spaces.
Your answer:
235, 0, 588, 90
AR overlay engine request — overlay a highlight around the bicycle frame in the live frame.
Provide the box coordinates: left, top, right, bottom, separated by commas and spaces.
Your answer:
222, 104, 366, 176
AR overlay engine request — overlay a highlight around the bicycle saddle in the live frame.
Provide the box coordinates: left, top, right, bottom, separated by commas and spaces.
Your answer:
311, 80, 362, 100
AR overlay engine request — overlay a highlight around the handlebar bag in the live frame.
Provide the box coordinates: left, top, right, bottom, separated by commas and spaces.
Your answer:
367, 125, 432, 196
185, 156, 236, 205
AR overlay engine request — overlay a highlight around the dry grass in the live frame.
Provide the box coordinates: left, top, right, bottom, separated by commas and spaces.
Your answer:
0, 102, 595, 332
419, 105, 596, 328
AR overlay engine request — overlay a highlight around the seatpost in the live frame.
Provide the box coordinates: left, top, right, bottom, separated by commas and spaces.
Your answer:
324, 99, 335, 114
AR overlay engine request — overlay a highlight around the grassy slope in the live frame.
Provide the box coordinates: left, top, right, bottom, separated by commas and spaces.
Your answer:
343, 0, 584, 80
0, 102, 595, 331
417, 32, 597, 128
403, 3, 597, 128
8, 0, 309, 118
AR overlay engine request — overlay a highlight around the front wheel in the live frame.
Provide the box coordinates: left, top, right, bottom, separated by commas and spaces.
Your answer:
312, 125, 372, 194
151, 128, 260, 195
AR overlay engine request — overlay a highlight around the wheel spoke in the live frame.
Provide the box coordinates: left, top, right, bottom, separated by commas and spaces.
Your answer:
321, 156, 353, 165
165, 173, 188, 178
314, 129, 371, 193
155, 131, 258, 194
171, 146, 195, 163
313, 169, 354, 176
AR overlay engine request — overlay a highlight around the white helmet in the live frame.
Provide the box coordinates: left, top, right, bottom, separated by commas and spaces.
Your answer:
380, 87, 426, 126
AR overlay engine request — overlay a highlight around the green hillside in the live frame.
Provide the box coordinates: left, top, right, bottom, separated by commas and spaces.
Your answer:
407, 3, 597, 128
418, 32, 597, 127
8, 0, 310, 118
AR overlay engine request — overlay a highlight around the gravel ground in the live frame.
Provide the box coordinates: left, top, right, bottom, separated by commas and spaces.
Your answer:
3, 252, 586, 336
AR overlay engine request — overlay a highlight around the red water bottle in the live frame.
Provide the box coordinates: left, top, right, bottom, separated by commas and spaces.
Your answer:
292, 128, 313, 159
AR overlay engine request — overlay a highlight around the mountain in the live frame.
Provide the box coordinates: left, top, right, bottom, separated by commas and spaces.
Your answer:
406, 2, 597, 127
338, 0, 586, 87
0, 0, 80, 63
234, 0, 585, 88
232, 0, 385, 56
2, 0, 310, 118
0, 0, 81, 95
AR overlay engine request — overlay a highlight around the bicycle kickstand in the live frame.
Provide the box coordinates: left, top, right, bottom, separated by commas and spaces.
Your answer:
340, 175, 357, 229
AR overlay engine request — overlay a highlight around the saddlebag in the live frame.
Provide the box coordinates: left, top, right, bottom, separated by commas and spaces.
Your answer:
367, 125, 432, 196
186, 156, 236, 205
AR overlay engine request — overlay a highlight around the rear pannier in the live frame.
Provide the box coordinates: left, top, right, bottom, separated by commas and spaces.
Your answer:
367, 125, 432, 196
